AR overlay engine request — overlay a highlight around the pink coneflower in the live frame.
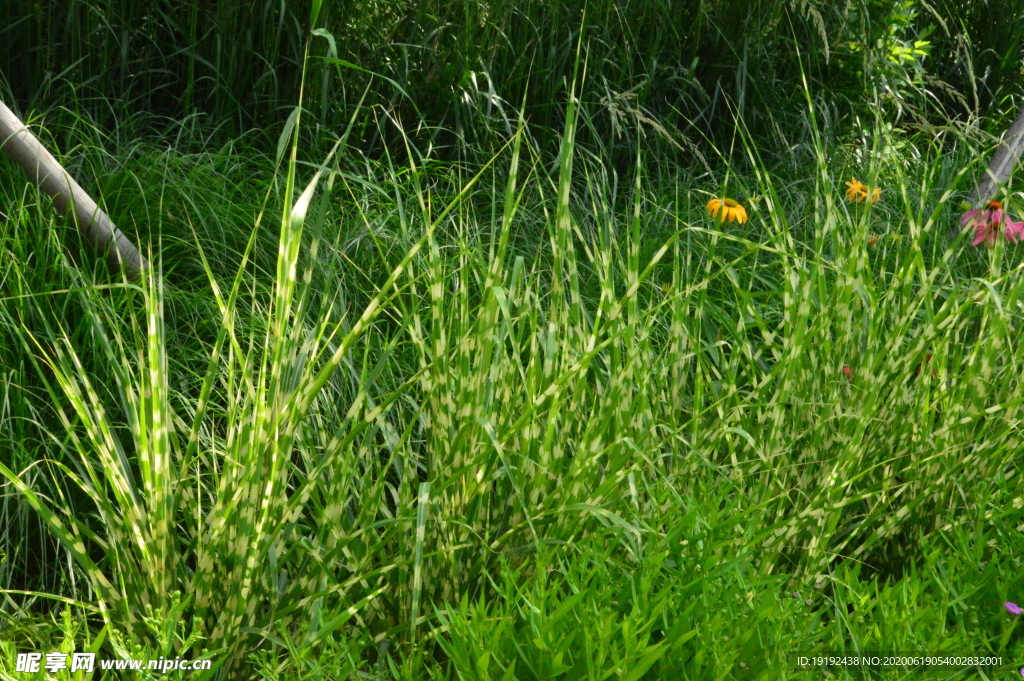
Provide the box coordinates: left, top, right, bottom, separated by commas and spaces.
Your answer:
961, 201, 1024, 246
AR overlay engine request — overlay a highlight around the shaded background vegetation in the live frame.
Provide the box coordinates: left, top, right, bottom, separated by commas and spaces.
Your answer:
1, 0, 1022, 163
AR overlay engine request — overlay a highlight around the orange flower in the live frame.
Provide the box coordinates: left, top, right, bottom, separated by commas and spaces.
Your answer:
845, 177, 881, 204
706, 198, 748, 224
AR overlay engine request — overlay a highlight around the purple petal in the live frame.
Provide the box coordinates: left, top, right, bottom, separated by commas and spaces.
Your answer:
1006, 220, 1024, 241
974, 222, 993, 246
961, 209, 981, 227
1005, 601, 1022, 615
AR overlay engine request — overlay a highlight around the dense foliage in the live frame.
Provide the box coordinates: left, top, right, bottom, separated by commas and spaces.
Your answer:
1, 1, 1024, 679
2, 0, 1022, 156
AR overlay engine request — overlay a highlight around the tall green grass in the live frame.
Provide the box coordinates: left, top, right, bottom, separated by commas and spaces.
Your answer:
2, 43, 1024, 681
5, 0, 1019, 163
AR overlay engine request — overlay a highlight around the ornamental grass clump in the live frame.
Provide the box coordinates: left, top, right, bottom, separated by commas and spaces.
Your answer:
0, 82, 511, 677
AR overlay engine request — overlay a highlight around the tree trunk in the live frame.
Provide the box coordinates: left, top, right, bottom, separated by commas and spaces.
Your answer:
0, 100, 146, 278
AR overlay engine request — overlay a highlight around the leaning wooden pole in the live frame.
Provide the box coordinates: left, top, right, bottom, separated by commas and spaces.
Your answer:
954, 103, 1024, 238
0, 100, 146, 277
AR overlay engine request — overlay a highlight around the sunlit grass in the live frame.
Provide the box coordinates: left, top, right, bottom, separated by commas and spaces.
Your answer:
2, 62, 1024, 681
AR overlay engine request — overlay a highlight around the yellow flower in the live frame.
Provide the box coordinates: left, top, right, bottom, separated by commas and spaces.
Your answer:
845, 177, 866, 202
706, 197, 748, 224
845, 177, 881, 203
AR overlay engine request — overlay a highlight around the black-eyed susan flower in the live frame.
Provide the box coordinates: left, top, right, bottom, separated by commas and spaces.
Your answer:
845, 177, 881, 203
706, 197, 747, 224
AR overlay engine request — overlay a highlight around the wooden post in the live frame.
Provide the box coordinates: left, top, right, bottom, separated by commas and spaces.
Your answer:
0, 100, 146, 277
954, 103, 1024, 237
